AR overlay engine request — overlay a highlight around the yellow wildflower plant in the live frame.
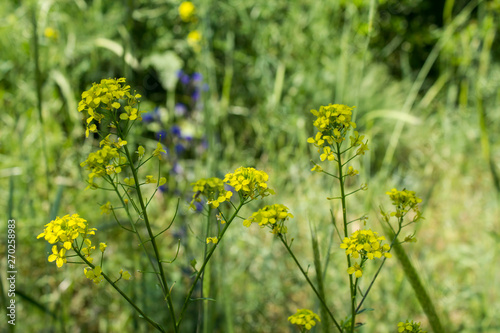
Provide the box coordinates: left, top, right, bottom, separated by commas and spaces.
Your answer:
288, 309, 321, 331
77, 77, 142, 137
222, 166, 275, 200
243, 204, 293, 235
397, 320, 427, 333
179, 1, 196, 22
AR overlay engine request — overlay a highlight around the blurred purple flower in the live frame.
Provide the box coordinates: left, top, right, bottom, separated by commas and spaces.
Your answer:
191, 88, 201, 102
172, 162, 184, 174
142, 112, 155, 123
171, 125, 182, 137
192, 72, 203, 82
175, 103, 187, 116
180, 74, 190, 85
175, 143, 185, 154
159, 184, 168, 193
194, 201, 203, 212
156, 130, 167, 140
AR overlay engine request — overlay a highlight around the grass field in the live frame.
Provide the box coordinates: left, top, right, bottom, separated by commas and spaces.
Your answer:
1, 0, 500, 332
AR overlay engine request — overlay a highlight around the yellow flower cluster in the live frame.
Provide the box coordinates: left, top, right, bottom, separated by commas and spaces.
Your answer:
37, 214, 96, 267
397, 320, 426, 333
77, 78, 142, 137
80, 135, 127, 187
288, 309, 321, 331
223, 167, 274, 199
190, 177, 232, 209
307, 104, 369, 161
243, 204, 293, 235
340, 229, 391, 277
386, 188, 423, 219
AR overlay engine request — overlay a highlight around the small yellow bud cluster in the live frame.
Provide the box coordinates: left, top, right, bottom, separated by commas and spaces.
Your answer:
288, 309, 321, 331
307, 104, 369, 164
243, 204, 293, 235
385, 188, 423, 220
397, 320, 426, 333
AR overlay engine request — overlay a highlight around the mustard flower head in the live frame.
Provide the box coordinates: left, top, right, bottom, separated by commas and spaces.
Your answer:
37, 214, 96, 267
37, 214, 95, 248
190, 177, 232, 209
397, 320, 426, 333
386, 188, 423, 220
307, 104, 367, 161
80, 135, 127, 187
288, 309, 321, 331
223, 167, 275, 200
347, 262, 363, 278
340, 229, 392, 260
243, 204, 293, 235
77, 78, 142, 137
179, 1, 196, 22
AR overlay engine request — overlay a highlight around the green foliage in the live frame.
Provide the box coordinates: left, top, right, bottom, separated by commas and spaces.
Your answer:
1, 0, 500, 331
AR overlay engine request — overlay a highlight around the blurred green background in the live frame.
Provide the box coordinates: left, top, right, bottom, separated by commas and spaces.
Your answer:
1, 0, 500, 332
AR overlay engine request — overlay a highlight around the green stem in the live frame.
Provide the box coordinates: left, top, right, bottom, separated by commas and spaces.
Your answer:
335, 142, 355, 332
74, 246, 165, 332
122, 144, 178, 333
278, 235, 342, 332
176, 201, 244, 330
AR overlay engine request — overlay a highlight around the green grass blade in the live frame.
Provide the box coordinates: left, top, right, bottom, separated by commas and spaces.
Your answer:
390, 239, 445, 333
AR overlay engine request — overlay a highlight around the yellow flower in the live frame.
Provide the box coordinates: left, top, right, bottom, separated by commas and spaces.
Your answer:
190, 177, 229, 209
179, 1, 196, 22
145, 175, 157, 184
44, 27, 58, 40
347, 262, 363, 278
100, 202, 112, 215
288, 309, 320, 331
99, 242, 107, 253
347, 166, 359, 176
153, 142, 166, 160
340, 229, 392, 260
223, 167, 275, 200
48, 245, 67, 268
243, 204, 293, 235
206, 237, 218, 244
120, 269, 131, 280
187, 30, 202, 52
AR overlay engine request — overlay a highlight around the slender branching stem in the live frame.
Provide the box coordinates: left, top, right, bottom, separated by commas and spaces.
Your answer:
278, 234, 342, 332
